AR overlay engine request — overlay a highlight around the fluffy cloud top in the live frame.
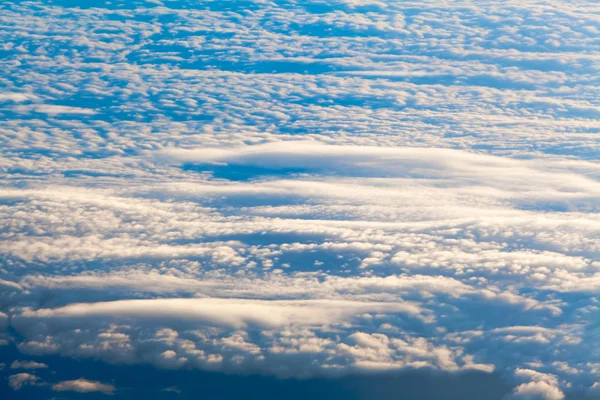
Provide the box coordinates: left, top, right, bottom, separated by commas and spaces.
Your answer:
508, 381, 565, 400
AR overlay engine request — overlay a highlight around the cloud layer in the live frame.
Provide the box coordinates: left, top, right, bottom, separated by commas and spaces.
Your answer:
0, 0, 599, 398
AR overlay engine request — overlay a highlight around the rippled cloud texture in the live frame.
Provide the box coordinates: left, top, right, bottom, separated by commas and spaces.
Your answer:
1, 0, 599, 398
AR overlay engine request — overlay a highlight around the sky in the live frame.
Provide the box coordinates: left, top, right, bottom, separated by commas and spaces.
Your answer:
0, 0, 599, 398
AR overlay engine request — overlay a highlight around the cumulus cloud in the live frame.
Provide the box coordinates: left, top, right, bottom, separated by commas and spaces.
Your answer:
8, 373, 41, 390
505, 368, 566, 400
507, 381, 565, 400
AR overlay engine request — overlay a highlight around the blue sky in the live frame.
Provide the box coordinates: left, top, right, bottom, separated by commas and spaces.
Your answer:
0, 0, 599, 398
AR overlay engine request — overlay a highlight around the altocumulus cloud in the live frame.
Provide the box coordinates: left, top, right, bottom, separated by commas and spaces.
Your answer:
0, 0, 599, 398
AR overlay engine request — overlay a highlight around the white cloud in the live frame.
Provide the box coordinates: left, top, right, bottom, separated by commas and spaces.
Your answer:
0, 93, 35, 102
155, 140, 600, 196
11, 360, 49, 370
8, 373, 40, 390
15, 297, 426, 329
507, 381, 565, 400
16, 105, 98, 115
0, 0, 599, 394
52, 378, 115, 395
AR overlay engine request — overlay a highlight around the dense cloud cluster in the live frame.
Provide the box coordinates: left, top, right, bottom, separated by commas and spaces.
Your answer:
0, 0, 599, 398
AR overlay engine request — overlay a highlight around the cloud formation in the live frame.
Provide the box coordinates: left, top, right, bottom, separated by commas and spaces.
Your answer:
52, 378, 115, 395
0, 0, 598, 398
8, 373, 40, 390
10, 360, 48, 370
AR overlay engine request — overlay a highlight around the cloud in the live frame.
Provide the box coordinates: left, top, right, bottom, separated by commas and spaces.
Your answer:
11, 360, 49, 370
15, 297, 426, 329
8, 373, 41, 390
1, 0, 600, 395
52, 378, 115, 395
163, 386, 182, 393
506, 368, 565, 400
0, 312, 8, 329
506, 381, 565, 400
15, 104, 98, 115
156, 140, 600, 193
0, 93, 35, 102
